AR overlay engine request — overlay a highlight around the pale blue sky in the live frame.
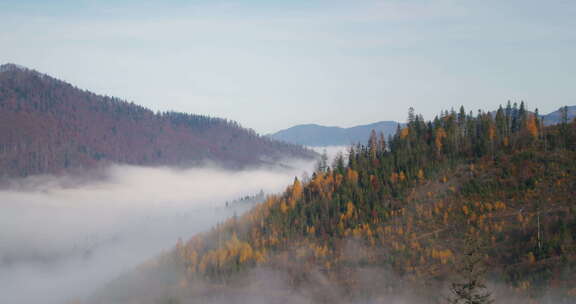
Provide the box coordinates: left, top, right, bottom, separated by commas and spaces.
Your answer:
1, 0, 575, 133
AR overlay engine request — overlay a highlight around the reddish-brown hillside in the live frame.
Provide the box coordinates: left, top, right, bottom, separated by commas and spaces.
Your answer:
0, 64, 315, 177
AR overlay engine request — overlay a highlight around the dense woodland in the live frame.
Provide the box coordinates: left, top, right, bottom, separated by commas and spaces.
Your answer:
0, 64, 314, 178
93, 103, 576, 304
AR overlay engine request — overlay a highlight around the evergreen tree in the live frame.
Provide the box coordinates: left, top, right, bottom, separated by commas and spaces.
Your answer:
408, 107, 416, 125
458, 106, 467, 128
519, 101, 527, 128
447, 236, 494, 304
495, 106, 506, 139
505, 101, 512, 134
560, 106, 570, 149
511, 102, 519, 133
316, 149, 329, 173
561, 106, 569, 126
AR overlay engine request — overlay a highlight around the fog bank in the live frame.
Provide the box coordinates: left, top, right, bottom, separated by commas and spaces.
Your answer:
0, 160, 314, 304
310, 146, 349, 164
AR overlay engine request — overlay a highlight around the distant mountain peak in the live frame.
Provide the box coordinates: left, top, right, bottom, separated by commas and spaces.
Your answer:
269, 121, 403, 147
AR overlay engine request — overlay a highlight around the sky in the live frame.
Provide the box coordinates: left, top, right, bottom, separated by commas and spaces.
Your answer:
1, 0, 575, 134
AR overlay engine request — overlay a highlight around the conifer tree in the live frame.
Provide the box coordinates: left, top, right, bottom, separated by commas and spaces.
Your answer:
316, 150, 329, 172
447, 235, 494, 304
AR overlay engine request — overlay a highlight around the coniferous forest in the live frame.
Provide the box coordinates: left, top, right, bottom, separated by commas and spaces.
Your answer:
0, 64, 315, 178
91, 105, 576, 304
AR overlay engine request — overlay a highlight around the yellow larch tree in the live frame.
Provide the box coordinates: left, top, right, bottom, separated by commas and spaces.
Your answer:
526, 114, 539, 138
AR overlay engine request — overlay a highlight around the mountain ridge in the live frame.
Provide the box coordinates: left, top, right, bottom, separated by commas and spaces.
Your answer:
0, 64, 316, 178
269, 120, 402, 147
542, 105, 576, 125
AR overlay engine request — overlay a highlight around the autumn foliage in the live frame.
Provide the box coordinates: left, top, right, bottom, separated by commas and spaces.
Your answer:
134, 104, 576, 303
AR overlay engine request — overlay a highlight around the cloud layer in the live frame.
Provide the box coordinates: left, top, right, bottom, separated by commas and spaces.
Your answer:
0, 161, 314, 304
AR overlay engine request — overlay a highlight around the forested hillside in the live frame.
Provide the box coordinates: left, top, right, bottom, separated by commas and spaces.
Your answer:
92, 105, 576, 304
0, 64, 314, 178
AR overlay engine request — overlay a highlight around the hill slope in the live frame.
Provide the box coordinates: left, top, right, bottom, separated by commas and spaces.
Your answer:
269, 121, 401, 146
91, 105, 576, 304
0, 64, 315, 178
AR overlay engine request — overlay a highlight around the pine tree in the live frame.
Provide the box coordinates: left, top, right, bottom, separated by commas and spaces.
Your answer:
408, 107, 416, 125
511, 102, 519, 133
447, 236, 494, 304
519, 101, 527, 128
316, 150, 329, 172
495, 106, 505, 135
560, 106, 569, 125
560, 106, 569, 149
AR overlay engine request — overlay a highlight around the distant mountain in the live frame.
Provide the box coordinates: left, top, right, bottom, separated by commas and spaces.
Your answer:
0, 63, 315, 178
269, 121, 402, 147
542, 105, 576, 126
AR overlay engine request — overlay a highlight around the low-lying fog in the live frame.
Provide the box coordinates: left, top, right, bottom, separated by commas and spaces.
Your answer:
310, 146, 349, 163
0, 160, 314, 304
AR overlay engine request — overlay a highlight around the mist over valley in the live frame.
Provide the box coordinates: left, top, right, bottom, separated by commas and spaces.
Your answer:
0, 161, 315, 304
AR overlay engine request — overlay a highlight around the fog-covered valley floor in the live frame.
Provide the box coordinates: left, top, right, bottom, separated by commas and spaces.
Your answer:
0, 161, 314, 304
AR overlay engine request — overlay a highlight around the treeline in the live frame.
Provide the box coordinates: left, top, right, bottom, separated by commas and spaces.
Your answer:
163, 104, 576, 302
0, 65, 314, 177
